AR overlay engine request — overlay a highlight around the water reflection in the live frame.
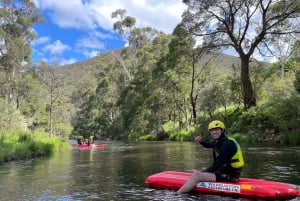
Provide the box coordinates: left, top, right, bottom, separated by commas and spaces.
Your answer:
143, 189, 281, 201
0, 142, 299, 201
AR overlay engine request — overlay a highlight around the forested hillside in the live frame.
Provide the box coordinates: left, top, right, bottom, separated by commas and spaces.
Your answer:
1, 1, 300, 144
60, 50, 250, 139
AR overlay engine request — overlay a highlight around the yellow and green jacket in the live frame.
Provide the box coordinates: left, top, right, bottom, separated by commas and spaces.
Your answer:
200, 133, 244, 172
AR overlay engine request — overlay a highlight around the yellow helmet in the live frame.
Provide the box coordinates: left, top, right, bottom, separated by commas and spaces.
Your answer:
208, 120, 225, 130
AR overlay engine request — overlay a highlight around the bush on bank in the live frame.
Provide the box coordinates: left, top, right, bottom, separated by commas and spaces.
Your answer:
139, 95, 300, 145
0, 131, 69, 164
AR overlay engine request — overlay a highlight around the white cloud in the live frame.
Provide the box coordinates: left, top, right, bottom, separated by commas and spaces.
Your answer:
31, 36, 51, 46
74, 30, 114, 58
120, 0, 186, 33
32, 0, 186, 65
76, 30, 113, 50
36, 0, 96, 30
34, 0, 186, 33
82, 50, 100, 58
43, 40, 71, 55
38, 56, 77, 66
60, 58, 78, 65
76, 37, 105, 50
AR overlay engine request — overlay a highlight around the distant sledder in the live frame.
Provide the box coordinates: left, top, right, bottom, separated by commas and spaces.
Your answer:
74, 135, 104, 149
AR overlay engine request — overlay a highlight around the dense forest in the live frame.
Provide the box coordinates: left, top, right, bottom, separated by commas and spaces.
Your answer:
1, 0, 300, 145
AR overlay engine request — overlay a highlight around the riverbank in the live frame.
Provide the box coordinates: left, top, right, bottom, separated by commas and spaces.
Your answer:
0, 131, 69, 164
1, 129, 299, 165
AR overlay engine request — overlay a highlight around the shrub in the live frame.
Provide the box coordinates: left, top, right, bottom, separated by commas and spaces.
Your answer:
14, 142, 32, 160
230, 133, 258, 144
139, 134, 156, 141
280, 131, 300, 145
0, 131, 68, 164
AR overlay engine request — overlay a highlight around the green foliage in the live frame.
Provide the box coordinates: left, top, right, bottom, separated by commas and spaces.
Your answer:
168, 128, 197, 142
1, 5, 300, 145
168, 132, 183, 141
71, 75, 118, 139
229, 133, 258, 144
112, 9, 136, 35
181, 0, 300, 109
269, 95, 300, 130
222, 107, 243, 126
0, 131, 68, 164
18, 131, 32, 142
295, 70, 300, 94
54, 123, 73, 139
160, 120, 198, 141
233, 106, 275, 133
162, 121, 179, 133
259, 65, 296, 103
227, 73, 242, 106
0, 0, 44, 106
139, 134, 156, 141
280, 132, 300, 145
0, 99, 26, 131
219, 96, 300, 144
199, 85, 225, 117
232, 107, 270, 134
14, 142, 32, 160
194, 94, 300, 145
162, 121, 181, 141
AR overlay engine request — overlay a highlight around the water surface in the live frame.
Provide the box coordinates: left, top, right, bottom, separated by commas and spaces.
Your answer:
0, 141, 299, 201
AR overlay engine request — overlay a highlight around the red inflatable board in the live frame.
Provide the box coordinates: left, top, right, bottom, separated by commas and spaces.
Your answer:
145, 171, 300, 200
72, 144, 105, 149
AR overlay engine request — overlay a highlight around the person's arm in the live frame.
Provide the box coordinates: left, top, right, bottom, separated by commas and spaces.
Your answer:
194, 135, 214, 148
200, 141, 214, 148
202, 140, 237, 172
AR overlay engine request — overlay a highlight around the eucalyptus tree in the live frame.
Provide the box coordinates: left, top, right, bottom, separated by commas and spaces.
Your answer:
0, 0, 44, 106
0, 98, 24, 130
295, 71, 300, 94
135, 34, 173, 137
114, 33, 173, 139
70, 52, 126, 139
200, 85, 224, 119
181, 0, 300, 109
16, 72, 47, 117
111, 9, 161, 84
72, 79, 113, 140
291, 40, 300, 62
38, 60, 65, 137
155, 25, 220, 131
161, 26, 198, 130
292, 41, 300, 93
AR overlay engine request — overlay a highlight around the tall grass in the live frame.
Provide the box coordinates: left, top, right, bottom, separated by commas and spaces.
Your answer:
280, 131, 300, 145
0, 131, 69, 164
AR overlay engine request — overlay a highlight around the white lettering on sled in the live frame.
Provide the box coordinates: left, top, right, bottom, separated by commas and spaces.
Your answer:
196, 182, 241, 193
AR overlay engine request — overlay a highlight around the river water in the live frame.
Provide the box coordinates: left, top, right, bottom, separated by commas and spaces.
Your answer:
0, 141, 299, 201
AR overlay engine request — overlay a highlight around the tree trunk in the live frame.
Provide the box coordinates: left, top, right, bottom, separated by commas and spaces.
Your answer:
49, 91, 54, 137
8, 64, 15, 106
190, 56, 197, 120
240, 56, 256, 110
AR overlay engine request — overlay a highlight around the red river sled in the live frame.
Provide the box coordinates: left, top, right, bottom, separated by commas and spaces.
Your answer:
145, 171, 300, 200
72, 144, 105, 149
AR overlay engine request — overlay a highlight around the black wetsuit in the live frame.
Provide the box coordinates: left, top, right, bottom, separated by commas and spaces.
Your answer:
200, 133, 242, 181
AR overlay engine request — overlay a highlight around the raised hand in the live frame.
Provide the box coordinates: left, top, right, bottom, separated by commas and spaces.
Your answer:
194, 135, 202, 143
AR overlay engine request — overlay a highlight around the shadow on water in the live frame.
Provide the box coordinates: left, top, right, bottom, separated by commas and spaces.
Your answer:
0, 141, 299, 201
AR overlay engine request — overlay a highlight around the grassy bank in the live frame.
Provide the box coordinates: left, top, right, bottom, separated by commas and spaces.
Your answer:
0, 131, 70, 164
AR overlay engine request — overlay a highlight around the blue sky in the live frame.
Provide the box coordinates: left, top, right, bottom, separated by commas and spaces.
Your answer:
31, 0, 186, 66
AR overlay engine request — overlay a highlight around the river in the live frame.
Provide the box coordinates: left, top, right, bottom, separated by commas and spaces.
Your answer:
0, 141, 299, 201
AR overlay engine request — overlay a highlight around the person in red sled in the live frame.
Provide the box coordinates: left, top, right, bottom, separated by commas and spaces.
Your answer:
176, 120, 244, 193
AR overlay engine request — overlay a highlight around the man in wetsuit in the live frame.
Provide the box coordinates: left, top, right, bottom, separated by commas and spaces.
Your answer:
176, 120, 244, 193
